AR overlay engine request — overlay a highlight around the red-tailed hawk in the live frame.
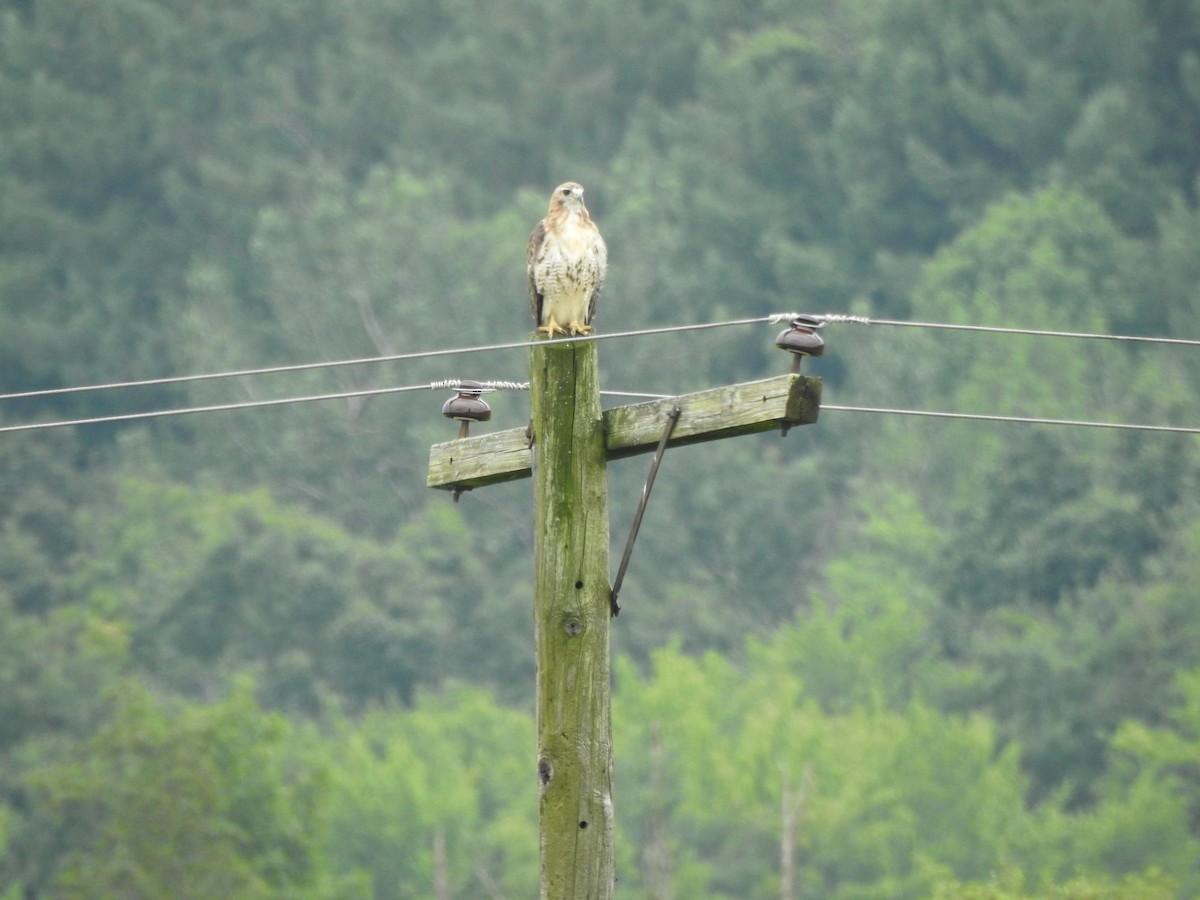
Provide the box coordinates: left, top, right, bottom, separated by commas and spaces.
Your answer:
527, 182, 607, 336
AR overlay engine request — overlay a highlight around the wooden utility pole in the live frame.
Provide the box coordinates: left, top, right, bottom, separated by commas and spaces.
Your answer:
529, 339, 614, 898
427, 335, 821, 899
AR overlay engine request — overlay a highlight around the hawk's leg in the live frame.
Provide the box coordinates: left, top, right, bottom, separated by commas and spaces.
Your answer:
537, 315, 567, 336
567, 322, 593, 335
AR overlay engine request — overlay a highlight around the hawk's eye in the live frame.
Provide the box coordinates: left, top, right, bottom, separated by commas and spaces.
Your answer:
561, 188, 572, 195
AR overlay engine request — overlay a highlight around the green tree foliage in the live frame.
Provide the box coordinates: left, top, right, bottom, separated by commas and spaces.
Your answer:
0, 427, 89, 614
612, 631, 1192, 898
930, 870, 1177, 900
830, 0, 1171, 249
826, 184, 1200, 804
319, 686, 536, 899
70, 478, 516, 712
169, 166, 537, 535
1149, 188, 1200, 364
0, 598, 126, 761
23, 682, 357, 899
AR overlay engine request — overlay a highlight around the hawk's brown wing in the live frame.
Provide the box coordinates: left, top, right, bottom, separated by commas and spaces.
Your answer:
585, 230, 607, 327
526, 219, 547, 326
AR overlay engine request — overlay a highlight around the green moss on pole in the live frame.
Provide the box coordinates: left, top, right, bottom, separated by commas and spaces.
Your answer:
529, 338, 615, 900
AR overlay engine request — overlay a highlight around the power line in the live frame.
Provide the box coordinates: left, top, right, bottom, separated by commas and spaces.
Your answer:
802, 313, 1200, 348
0, 382, 446, 435
427, 381, 666, 400
0, 382, 689, 434
5, 375, 1196, 436
8, 311, 1195, 406
2, 311, 1198, 436
0, 316, 775, 404
821, 403, 1200, 435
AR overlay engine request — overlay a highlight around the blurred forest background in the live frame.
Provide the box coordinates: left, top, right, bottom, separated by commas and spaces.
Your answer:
2, 0, 1200, 897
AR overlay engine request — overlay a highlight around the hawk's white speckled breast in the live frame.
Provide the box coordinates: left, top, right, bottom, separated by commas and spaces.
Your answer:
538, 218, 602, 295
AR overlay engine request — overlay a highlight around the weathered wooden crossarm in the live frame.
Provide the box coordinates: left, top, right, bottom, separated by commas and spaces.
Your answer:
427, 373, 820, 492
426, 426, 534, 492
603, 373, 821, 459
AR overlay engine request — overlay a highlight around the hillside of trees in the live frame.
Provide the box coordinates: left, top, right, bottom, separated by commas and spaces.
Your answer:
2, 0, 1200, 896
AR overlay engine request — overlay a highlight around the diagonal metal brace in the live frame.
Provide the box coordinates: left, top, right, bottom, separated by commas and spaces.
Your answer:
610, 405, 682, 617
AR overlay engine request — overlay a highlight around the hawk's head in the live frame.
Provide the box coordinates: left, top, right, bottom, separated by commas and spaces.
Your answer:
549, 181, 586, 213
